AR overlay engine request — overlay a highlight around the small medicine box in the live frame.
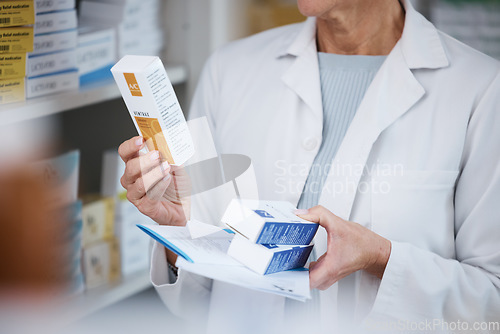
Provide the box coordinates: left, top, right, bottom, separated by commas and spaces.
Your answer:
111, 55, 194, 166
228, 234, 313, 275
221, 199, 319, 245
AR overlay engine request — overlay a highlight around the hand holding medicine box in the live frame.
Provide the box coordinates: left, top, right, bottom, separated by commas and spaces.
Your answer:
223, 199, 318, 275
111, 55, 194, 166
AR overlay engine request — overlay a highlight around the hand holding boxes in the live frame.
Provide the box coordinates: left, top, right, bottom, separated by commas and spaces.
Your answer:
223, 199, 318, 275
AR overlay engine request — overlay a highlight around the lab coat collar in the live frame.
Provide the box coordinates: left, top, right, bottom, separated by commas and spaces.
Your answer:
399, 0, 449, 69
278, 0, 449, 70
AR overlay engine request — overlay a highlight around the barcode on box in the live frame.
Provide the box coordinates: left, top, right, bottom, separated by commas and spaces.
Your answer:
0, 18, 11, 24
0, 45, 10, 51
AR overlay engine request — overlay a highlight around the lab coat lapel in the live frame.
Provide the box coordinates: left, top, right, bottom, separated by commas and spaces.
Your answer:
280, 17, 323, 123
278, 18, 324, 205
281, 44, 323, 123
314, 42, 425, 258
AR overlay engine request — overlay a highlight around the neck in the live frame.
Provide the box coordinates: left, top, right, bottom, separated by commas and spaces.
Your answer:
316, 0, 405, 55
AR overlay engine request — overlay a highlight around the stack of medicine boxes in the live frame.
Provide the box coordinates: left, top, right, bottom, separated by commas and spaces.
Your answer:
78, 0, 165, 59
222, 199, 318, 275
81, 194, 121, 290
28, 0, 78, 99
0, 0, 78, 105
0, 0, 36, 104
100, 149, 153, 278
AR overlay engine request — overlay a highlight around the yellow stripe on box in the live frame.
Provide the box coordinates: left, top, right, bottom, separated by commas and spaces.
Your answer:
0, 77, 25, 104
0, 1, 35, 28
0, 26, 34, 53
0, 53, 26, 79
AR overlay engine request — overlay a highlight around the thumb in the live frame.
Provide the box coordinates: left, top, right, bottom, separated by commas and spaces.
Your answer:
294, 205, 332, 230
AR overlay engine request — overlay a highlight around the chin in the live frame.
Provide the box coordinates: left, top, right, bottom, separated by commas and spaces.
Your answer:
296, 0, 336, 17
297, 0, 322, 17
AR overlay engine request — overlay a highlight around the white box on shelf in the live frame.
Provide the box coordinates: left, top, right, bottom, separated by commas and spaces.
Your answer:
77, 26, 116, 83
31, 29, 77, 55
62, 200, 85, 296
117, 26, 164, 57
26, 69, 79, 98
222, 199, 319, 245
35, 0, 75, 13
100, 149, 150, 276
79, 0, 161, 25
115, 199, 152, 276
228, 234, 313, 275
31, 150, 80, 208
34, 9, 77, 35
100, 149, 125, 197
27, 49, 77, 77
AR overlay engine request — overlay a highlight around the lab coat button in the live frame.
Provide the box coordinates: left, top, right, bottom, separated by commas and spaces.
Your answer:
302, 137, 319, 151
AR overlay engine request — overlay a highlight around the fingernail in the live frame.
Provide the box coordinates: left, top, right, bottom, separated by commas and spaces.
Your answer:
135, 137, 144, 146
294, 209, 309, 215
150, 151, 160, 161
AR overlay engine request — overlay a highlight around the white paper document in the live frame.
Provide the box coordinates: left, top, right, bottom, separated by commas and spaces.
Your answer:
137, 221, 311, 301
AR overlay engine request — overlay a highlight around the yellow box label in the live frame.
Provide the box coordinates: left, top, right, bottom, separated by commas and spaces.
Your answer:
102, 197, 115, 239
108, 238, 121, 282
135, 116, 174, 164
0, 1, 35, 27
0, 53, 26, 79
0, 77, 25, 104
0, 26, 34, 53
82, 196, 116, 246
124, 72, 142, 96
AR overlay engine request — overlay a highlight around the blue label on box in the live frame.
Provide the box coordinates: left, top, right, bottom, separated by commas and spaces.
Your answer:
264, 245, 313, 275
254, 210, 274, 218
256, 222, 318, 245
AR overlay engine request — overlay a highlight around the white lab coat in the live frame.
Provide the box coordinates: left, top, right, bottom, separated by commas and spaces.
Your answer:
150, 0, 500, 333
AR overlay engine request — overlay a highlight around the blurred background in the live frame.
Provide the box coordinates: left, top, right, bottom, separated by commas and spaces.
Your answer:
0, 0, 499, 333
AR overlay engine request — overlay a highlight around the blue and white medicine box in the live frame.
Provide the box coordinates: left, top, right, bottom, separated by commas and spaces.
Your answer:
221, 199, 318, 245
228, 234, 313, 275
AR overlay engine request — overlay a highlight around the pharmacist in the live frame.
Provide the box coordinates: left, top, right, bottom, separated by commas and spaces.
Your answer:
118, 0, 500, 332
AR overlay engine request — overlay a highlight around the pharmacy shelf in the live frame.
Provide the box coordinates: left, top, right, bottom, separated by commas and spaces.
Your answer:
65, 270, 152, 322
0, 65, 188, 126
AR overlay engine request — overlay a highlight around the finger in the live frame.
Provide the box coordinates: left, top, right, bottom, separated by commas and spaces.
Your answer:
127, 163, 171, 201
309, 259, 331, 290
309, 261, 318, 271
315, 253, 327, 263
121, 151, 163, 187
118, 136, 145, 163
146, 174, 172, 201
142, 163, 171, 195
163, 168, 192, 203
294, 205, 334, 229
295, 205, 340, 231
308, 252, 326, 271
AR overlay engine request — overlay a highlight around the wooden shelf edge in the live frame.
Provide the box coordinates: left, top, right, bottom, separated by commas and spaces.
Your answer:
0, 65, 188, 126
